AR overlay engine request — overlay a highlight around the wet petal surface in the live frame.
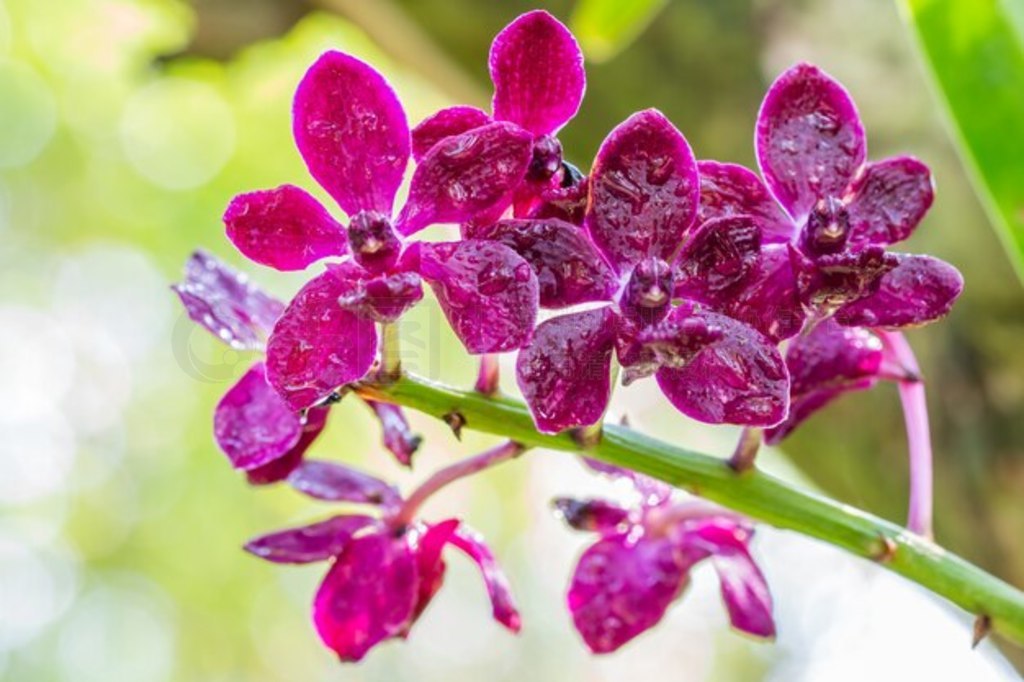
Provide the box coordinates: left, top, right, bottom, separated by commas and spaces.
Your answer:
172, 250, 284, 350
586, 109, 700, 271
568, 534, 689, 654
223, 185, 347, 271
655, 308, 789, 426
244, 515, 377, 564
313, 531, 418, 661
489, 10, 585, 135
396, 122, 533, 235
411, 106, 492, 161
363, 399, 422, 467
214, 362, 302, 471
697, 161, 794, 242
516, 307, 618, 434
245, 405, 330, 485
834, 254, 963, 329
329, 264, 424, 324
293, 51, 410, 217
410, 240, 538, 353
474, 218, 618, 307
756, 63, 865, 220
846, 156, 934, 248
265, 270, 378, 410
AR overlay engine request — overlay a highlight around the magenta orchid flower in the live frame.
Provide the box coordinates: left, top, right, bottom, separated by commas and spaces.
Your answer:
411, 10, 587, 224
223, 51, 540, 411
699, 63, 963, 326
556, 465, 774, 653
244, 455, 521, 662
173, 250, 422, 476
505, 110, 790, 434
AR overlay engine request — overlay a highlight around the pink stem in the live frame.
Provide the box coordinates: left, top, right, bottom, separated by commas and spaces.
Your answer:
391, 440, 525, 527
878, 331, 933, 538
475, 354, 500, 395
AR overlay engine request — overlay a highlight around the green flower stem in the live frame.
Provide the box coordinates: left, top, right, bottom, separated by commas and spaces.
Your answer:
355, 371, 1024, 647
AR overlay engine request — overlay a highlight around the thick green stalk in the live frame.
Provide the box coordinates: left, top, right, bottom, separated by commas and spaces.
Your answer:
355, 372, 1024, 647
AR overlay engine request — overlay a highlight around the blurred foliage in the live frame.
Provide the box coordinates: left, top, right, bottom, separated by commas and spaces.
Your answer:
899, 0, 1024, 281
569, 0, 668, 62
1, 0, 1023, 679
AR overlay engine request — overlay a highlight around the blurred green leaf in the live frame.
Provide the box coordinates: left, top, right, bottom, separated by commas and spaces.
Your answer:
570, 0, 667, 62
900, 0, 1024, 282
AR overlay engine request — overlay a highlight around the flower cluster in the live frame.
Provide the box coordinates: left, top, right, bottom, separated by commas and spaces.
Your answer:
174, 9, 962, 663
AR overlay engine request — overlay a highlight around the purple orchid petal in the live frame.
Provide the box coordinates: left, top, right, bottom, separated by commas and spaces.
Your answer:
313, 531, 418, 662
411, 106, 493, 161
846, 156, 934, 248
834, 254, 963, 329
568, 534, 690, 654
223, 185, 347, 271
172, 250, 284, 350
448, 524, 522, 632
363, 399, 422, 467
246, 405, 330, 485
586, 109, 700, 271
554, 497, 631, 533
327, 262, 424, 324
675, 218, 804, 341
789, 243, 899, 313
655, 308, 789, 426
265, 270, 378, 410
516, 307, 618, 434
396, 122, 533, 236
686, 520, 775, 639
529, 172, 589, 225
697, 161, 795, 243
412, 519, 460, 622
764, 319, 883, 444
243, 514, 377, 564
408, 240, 539, 353
473, 218, 618, 307
616, 304, 723, 384
293, 51, 410, 217
756, 63, 866, 220
489, 10, 585, 136
287, 459, 402, 508
214, 362, 302, 471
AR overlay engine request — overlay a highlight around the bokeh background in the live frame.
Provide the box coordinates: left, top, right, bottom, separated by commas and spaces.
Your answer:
2, 0, 1023, 680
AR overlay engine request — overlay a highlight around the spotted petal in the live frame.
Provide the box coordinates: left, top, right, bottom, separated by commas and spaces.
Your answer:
568, 534, 689, 654
834, 254, 963, 329
244, 515, 377, 564
408, 240, 538, 354
675, 217, 804, 341
265, 270, 378, 410
586, 109, 699, 271
489, 10, 585, 136
396, 122, 533, 236
756, 63, 866, 220
655, 308, 789, 426
846, 157, 934, 248
516, 307, 617, 434
287, 459, 402, 508
214, 362, 302, 471
293, 51, 410, 217
473, 218, 618, 307
313, 531, 418, 662
223, 185, 347, 271
765, 319, 884, 444
172, 250, 284, 350
411, 106, 492, 161
697, 161, 794, 242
